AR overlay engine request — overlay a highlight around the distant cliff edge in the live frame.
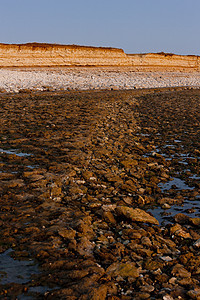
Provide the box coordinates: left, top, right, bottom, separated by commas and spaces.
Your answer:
0, 43, 199, 71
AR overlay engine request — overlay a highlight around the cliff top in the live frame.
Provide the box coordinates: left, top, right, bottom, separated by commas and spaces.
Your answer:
0, 43, 199, 57
0, 42, 124, 53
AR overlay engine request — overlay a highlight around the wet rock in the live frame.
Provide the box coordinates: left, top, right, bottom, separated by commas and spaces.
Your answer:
158, 197, 183, 205
162, 203, 171, 209
174, 213, 189, 224
115, 206, 159, 225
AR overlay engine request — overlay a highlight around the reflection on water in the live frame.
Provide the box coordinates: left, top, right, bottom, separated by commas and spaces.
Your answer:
0, 249, 38, 284
0, 148, 32, 157
148, 199, 200, 226
158, 177, 194, 191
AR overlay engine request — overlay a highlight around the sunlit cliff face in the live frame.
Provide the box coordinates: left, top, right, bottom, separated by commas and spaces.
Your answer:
0, 43, 199, 70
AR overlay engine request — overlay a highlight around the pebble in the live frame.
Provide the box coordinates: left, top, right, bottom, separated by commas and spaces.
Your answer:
0, 68, 200, 92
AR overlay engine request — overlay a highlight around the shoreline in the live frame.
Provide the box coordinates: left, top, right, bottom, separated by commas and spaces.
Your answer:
0, 67, 200, 93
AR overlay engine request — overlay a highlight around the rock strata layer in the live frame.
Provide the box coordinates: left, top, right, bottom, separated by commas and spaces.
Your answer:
0, 43, 199, 71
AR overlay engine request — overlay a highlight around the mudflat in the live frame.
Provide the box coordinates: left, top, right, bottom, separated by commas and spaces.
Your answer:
0, 88, 199, 299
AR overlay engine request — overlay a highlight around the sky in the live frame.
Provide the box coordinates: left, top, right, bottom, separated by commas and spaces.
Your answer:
0, 0, 200, 55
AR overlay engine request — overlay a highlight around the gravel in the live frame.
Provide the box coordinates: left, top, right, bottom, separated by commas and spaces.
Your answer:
0, 67, 200, 92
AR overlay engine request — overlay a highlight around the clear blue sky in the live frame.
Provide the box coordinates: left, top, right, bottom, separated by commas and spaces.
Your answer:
1, 0, 200, 55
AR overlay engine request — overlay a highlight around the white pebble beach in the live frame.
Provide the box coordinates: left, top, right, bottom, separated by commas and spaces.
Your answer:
0, 67, 200, 93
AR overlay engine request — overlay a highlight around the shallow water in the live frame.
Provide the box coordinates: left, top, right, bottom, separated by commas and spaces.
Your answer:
158, 177, 194, 191
0, 249, 38, 284
148, 198, 200, 226
0, 148, 32, 157
145, 134, 199, 225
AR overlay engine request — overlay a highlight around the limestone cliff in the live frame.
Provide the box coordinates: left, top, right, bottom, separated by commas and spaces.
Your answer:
0, 43, 199, 71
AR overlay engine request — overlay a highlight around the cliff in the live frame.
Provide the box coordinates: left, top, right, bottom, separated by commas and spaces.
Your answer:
0, 43, 199, 71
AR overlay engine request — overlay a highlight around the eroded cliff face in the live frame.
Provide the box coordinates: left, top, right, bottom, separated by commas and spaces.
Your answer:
0, 43, 199, 70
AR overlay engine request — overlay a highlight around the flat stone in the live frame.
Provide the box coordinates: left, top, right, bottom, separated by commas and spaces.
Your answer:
106, 262, 139, 278
115, 206, 159, 225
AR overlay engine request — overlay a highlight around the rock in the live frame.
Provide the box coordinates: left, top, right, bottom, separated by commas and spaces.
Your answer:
110, 86, 119, 91
158, 197, 182, 205
140, 285, 155, 293
190, 218, 200, 226
193, 239, 200, 248
187, 289, 200, 300
86, 285, 108, 300
141, 237, 152, 247
174, 213, 189, 224
102, 204, 117, 211
136, 292, 151, 299
144, 259, 163, 271
160, 256, 173, 262
171, 264, 191, 278
82, 170, 95, 181
121, 159, 138, 169
58, 228, 76, 239
106, 262, 140, 278
3, 179, 25, 188
169, 277, 177, 284
75, 216, 94, 237
76, 237, 95, 257
162, 203, 171, 209
102, 211, 116, 224
163, 296, 174, 300
170, 223, 191, 239
115, 206, 159, 225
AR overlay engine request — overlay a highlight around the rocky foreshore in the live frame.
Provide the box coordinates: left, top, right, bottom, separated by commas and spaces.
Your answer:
0, 67, 200, 93
0, 88, 199, 299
